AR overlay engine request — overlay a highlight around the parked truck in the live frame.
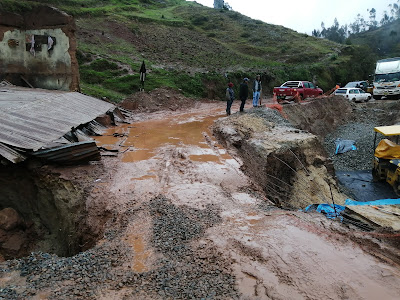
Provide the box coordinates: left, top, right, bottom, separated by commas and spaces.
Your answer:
373, 57, 400, 100
273, 81, 323, 102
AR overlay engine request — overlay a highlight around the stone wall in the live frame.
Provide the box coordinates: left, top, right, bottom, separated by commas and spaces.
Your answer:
0, 6, 80, 91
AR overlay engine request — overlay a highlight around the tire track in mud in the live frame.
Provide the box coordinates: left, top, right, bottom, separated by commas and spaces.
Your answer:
108, 102, 400, 300
2, 102, 400, 299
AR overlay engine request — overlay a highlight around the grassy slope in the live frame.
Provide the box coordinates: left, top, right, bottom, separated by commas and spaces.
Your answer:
0, 0, 375, 101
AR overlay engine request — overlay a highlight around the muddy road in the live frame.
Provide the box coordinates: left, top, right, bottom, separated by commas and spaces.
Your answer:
1, 99, 400, 299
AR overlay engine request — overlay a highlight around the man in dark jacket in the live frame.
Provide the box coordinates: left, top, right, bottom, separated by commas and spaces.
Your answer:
226, 82, 235, 116
239, 78, 249, 112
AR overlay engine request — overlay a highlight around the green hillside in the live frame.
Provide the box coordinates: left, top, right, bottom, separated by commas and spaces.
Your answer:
0, 0, 377, 101
349, 19, 400, 58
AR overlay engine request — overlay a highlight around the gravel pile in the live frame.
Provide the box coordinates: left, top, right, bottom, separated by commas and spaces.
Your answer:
324, 104, 396, 171
147, 196, 238, 299
324, 122, 377, 171
0, 243, 130, 299
0, 196, 238, 299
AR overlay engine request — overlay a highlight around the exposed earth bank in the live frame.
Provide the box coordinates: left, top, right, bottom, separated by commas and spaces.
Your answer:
0, 95, 400, 299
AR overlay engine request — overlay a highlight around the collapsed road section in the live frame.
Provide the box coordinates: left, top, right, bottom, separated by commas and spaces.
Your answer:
0, 96, 400, 299
0, 83, 118, 259
213, 105, 346, 209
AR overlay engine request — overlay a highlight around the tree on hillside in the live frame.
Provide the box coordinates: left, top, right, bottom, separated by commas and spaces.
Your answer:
389, 2, 400, 20
223, 2, 232, 10
381, 12, 391, 25
312, 19, 347, 43
312, 1, 400, 43
368, 8, 378, 29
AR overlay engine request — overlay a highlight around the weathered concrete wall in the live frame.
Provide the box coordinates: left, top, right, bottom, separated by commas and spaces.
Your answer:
0, 6, 80, 91
214, 0, 225, 9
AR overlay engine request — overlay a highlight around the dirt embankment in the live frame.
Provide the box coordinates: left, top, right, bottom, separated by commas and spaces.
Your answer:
120, 87, 199, 112
213, 103, 345, 209
213, 97, 400, 208
283, 96, 353, 138
324, 100, 400, 171
0, 162, 111, 259
284, 96, 400, 140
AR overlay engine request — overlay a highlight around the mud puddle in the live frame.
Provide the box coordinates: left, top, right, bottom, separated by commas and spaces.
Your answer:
97, 105, 229, 164
95, 102, 400, 299
2, 100, 400, 299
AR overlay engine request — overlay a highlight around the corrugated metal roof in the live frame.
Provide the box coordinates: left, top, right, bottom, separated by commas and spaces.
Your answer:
0, 86, 114, 151
32, 141, 101, 164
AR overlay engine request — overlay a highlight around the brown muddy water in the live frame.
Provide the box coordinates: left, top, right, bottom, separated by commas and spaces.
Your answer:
2, 100, 400, 299
95, 105, 234, 166
92, 101, 400, 299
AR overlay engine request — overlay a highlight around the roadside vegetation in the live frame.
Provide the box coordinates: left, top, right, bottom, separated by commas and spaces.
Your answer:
0, 0, 389, 101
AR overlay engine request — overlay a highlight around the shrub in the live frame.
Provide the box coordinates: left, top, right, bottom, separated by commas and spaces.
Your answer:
191, 15, 209, 26
103, 75, 139, 94
80, 69, 106, 84
90, 59, 119, 71
330, 53, 338, 61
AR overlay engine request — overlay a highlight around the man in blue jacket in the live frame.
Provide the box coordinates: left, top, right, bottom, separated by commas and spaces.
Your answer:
252, 75, 262, 107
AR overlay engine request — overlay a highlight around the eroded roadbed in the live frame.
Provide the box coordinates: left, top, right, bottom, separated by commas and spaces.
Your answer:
1, 101, 400, 299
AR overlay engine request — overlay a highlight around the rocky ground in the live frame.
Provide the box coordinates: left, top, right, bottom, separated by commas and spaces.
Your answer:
212, 105, 347, 208
324, 100, 400, 171
1, 97, 400, 299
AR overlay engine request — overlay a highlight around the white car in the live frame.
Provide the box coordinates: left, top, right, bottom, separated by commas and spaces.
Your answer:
334, 88, 372, 102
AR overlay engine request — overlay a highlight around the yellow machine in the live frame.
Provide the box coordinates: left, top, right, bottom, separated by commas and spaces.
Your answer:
372, 125, 400, 195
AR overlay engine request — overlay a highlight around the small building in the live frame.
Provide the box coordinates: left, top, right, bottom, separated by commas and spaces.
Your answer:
214, 0, 225, 9
0, 6, 80, 91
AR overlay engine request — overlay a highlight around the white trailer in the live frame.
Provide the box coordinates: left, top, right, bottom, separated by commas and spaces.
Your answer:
373, 57, 400, 100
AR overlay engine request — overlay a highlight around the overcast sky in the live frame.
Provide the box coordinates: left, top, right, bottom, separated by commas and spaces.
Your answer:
188, 0, 394, 34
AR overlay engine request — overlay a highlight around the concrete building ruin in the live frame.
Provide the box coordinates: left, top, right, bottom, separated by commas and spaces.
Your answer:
0, 6, 123, 166
214, 0, 225, 9
0, 6, 80, 91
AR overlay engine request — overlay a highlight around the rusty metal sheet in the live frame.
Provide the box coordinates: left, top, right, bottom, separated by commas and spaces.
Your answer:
0, 143, 26, 163
0, 86, 114, 151
32, 141, 101, 164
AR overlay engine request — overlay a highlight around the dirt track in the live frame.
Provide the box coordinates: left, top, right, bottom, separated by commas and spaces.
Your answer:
1, 99, 400, 299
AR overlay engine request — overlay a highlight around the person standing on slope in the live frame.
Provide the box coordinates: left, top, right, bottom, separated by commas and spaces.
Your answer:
226, 82, 235, 116
239, 78, 249, 112
252, 75, 262, 107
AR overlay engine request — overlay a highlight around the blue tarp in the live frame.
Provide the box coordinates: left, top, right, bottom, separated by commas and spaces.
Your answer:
305, 199, 400, 222
304, 204, 346, 220
345, 198, 400, 206
335, 139, 356, 154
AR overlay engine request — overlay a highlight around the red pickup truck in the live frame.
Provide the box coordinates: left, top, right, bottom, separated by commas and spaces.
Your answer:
273, 81, 323, 101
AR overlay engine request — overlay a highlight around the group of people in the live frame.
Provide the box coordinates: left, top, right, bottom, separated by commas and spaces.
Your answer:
225, 75, 262, 116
